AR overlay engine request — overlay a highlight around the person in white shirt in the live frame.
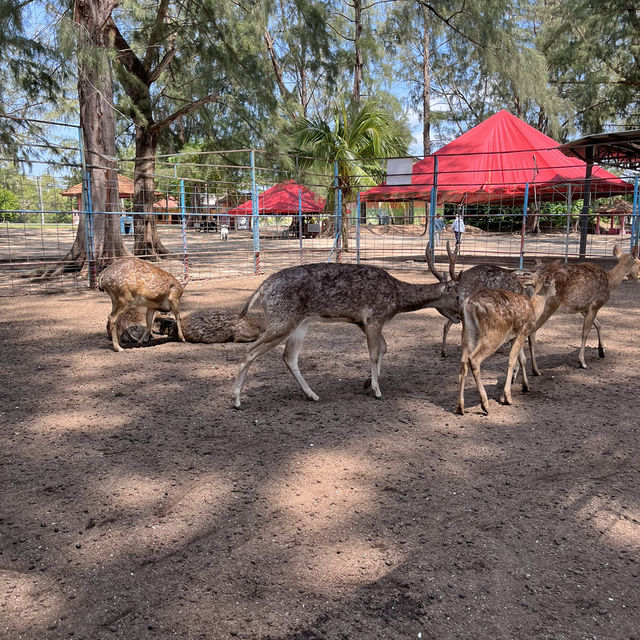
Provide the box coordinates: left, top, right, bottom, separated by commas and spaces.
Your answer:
452, 214, 465, 246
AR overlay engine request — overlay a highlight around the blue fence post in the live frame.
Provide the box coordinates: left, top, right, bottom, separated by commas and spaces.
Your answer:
519, 182, 530, 270
298, 188, 303, 264
429, 156, 438, 259
356, 192, 361, 264
631, 176, 639, 251
564, 186, 572, 263
180, 179, 188, 281
250, 150, 260, 273
335, 162, 342, 262
78, 128, 96, 287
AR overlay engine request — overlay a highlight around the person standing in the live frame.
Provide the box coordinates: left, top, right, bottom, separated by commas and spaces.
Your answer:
433, 213, 445, 246
452, 213, 465, 246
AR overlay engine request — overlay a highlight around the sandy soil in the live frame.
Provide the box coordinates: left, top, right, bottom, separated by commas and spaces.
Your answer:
1, 269, 639, 640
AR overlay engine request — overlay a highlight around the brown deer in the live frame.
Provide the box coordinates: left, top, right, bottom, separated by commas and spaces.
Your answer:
528, 244, 640, 373
98, 257, 185, 352
155, 309, 264, 343
456, 274, 555, 415
426, 242, 525, 356
233, 262, 460, 408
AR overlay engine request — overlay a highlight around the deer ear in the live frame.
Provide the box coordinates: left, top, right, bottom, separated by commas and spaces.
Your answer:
613, 244, 622, 258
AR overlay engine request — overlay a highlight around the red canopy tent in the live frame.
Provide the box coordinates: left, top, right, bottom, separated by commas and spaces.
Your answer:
361, 110, 631, 203
227, 180, 325, 215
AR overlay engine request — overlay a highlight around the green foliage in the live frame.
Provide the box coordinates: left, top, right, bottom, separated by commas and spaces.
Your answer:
0, 186, 20, 221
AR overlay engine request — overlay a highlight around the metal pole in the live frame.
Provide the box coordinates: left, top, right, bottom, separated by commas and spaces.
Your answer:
519, 182, 529, 270
356, 192, 361, 264
579, 146, 594, 260
180, 179, 188, 281
564, 185, 572, 263
335, 162, 342, 262
298, 187, 303, 265
37, 176, 44, 225
630, 176, 639, 251
78, 128, 96, 288
250, 150, 260, 273
428, 156, 439, 259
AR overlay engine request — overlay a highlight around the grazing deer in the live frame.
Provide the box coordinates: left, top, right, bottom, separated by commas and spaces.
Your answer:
529, 244, 640, 373
98, 257, 185, 352
233, 262, 459, 408
426, 242, 524, 357
456, 274, 555, 415
156, 309, 264, 343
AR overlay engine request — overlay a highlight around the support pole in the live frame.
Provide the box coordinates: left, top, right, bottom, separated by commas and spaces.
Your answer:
356, 192, 361, 264
79, 128, 96, 288
335, 162, 342, 262
180, 179, 188, 281
298, 188, 303, 265
250, 150, 260, 273
631, 176, 639, 251
579, 146, 594, 260
428, 156, 439, 260
519, 182, 529, 270
564, 185, 572, 263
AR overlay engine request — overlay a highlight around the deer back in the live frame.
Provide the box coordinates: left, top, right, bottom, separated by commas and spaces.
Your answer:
255, 263, 439, 323
99, 258, 183, 306
457, 265, 523, 300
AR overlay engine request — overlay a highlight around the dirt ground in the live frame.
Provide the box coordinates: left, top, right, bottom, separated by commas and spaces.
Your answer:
1, 268, 639, 640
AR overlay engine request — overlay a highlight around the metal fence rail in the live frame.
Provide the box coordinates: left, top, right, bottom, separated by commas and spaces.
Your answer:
1, 116, 639, 296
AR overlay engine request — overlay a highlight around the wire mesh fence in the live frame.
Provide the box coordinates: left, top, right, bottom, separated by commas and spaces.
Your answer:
1, 116, 639, 296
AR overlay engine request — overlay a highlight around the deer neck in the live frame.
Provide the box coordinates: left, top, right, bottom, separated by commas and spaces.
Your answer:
395, 280, 444, 313
606, 258, 630, 291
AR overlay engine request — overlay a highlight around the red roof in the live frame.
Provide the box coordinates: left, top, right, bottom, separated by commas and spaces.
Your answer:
362, 110, 631, 203
226, 181, 325, 215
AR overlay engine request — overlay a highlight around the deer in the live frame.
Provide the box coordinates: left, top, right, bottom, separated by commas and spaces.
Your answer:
426, 241, 525, 357
155, 309, 264, 343
98, 257, 186, 352
528, 244, 640, 374
233, 262, 460, 408
456, 273, 556, 416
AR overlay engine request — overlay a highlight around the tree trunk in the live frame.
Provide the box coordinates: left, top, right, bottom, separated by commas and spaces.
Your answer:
422, 5, 431, 155
132, 130, 169, 257
352, 0, 363, 103
34, 0, 127, 282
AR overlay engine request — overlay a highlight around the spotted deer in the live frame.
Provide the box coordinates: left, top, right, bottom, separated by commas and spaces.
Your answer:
456, 274, 556, 415
98, 257, 185, 352
156, 309, 264, 343
529, 244, 640, 373
233, 262, 459, 408
426, 242, 525, 356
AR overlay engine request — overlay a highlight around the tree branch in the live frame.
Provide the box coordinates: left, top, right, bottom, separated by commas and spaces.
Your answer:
149, 94, 218, 136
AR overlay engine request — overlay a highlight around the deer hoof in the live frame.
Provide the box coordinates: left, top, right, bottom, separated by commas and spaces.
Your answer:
522, 384, 530, 393
441, 351, 448, 358
500, 395, 512, 406
307, 392, 320, 402
580, 362, 588, 369
481, 401, 490, 414
598, 348, 605, 358
456, 405, 465, 415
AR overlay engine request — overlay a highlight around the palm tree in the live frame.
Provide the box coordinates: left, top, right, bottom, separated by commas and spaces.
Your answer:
290, 100, 409, 251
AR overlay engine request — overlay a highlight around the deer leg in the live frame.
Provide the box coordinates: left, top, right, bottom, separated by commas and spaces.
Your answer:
591, 315, 605, 358
108, 300, 134, 352
456, 356, 469, 415
364, 324, 385, 399
169, 297, 185, 343
518, 348, 530, 392
528, 330, 541, 376
467, 341, 497, 415
138, 308, 157, 344
283, 320, 319, 401
234, 325, 294, 408
361, 331, 387, 390
441, 319, 453, 357
501, 336, 527, 405
578, 307, 599, 369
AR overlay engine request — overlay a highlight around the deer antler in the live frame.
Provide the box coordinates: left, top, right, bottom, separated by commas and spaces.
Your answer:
425, 241, 447, 283
445, 241, 459, 280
